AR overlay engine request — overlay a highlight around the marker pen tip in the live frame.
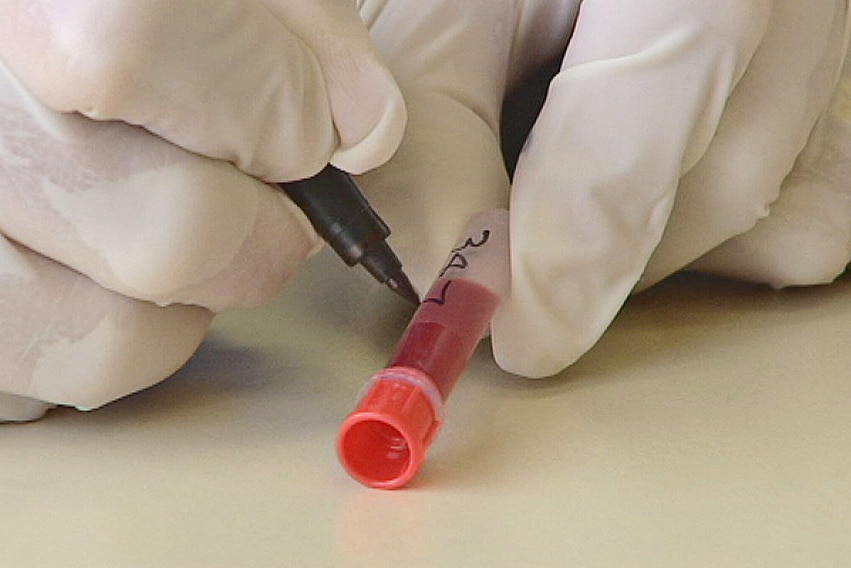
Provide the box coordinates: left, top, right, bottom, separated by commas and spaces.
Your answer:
387, 274, 420, 305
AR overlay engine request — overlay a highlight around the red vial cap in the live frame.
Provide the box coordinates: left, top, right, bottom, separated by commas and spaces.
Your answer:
337, 368, 443, 490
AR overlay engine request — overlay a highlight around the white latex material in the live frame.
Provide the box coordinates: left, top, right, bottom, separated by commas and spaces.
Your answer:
4, 1, 851, 421
0, 0, 406, 179
0, 0, 406, 420
0, 237, 213, 421
354, 0, 851, 378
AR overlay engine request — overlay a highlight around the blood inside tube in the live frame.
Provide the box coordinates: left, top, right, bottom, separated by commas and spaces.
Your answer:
389, 277, 500, 399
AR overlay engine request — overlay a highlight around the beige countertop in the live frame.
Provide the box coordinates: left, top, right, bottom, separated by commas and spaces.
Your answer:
3, 250, 851, 567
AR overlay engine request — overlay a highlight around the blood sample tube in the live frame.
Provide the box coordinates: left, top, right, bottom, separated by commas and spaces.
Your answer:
337, 209, 509, 489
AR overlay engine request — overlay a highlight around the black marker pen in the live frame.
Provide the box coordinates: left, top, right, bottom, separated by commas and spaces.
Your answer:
280, 164, 419, 305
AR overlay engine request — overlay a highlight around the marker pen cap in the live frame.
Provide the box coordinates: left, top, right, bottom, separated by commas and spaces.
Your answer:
337, 367, 444, 490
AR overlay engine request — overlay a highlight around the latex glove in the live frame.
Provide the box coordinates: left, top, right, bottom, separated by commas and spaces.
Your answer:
0, 0, 406, 421
356, 0, 851, 377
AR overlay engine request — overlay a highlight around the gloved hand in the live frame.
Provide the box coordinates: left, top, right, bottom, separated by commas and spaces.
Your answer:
0, 0, 406, 421
355, 0, 851, 377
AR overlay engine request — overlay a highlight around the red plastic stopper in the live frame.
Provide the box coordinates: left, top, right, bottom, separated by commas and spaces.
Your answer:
336, 369, 442, 490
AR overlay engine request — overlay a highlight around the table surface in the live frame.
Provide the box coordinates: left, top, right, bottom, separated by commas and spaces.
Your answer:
3, 250, 851, 568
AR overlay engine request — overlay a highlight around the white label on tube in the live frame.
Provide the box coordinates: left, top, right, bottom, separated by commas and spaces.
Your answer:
436, 209, 509, 300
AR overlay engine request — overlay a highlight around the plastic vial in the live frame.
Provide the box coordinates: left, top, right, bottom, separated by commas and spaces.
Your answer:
337, 210, 509, 489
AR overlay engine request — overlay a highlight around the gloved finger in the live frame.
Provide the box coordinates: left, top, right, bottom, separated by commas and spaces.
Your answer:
0, 0, 404, 181
263, 0, 406, 174
0, 62, 321, 311
642, 0, 850, 285
0, 236, 212, 419
354, 0, 516, 291
0, 393, 51, 422
689, 47, 851, 287
491, 0, 769, 377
